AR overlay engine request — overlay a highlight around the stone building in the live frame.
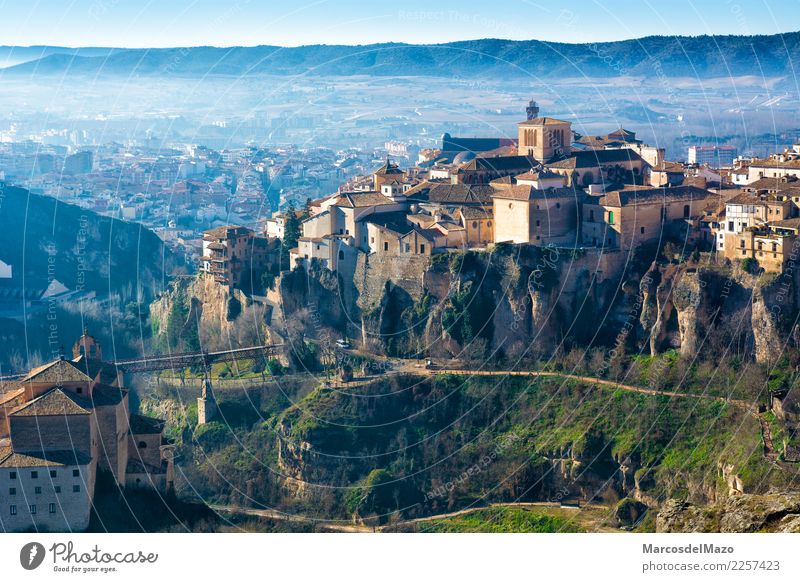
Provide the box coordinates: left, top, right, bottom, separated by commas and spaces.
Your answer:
0, 333, 173, 532
491, 184, 582, 245
200, 225, 279, 289
517, 116, 572, 162
582, 185, 715, 251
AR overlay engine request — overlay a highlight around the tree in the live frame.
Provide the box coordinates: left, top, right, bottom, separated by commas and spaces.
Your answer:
282, 203, 302, 270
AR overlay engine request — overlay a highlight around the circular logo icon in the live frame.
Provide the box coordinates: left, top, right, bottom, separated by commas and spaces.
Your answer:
20, 542, 46, 570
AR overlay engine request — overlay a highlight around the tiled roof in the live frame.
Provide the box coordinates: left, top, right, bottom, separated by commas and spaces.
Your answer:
514, 170, 563, 182
546, 149, 646, 170
601, 185, 714, 207
9, 388, 92, 417
91, 384, 127, 407
129, 413, 165, 435
71, 356, 117, 384
459, 207, 493, 219
459, 155, 537, 172
204, 225, 253, 239
337, 192, 396, 208
492, 185, 583, 202
0, 448, 92, 468
406, 183, 495, 205
20, 358, 91, 384
745, 177, 800, 191
518, 117, 571, 126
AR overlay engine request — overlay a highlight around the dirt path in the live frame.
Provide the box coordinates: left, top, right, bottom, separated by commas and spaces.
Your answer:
210, 500, 613, 533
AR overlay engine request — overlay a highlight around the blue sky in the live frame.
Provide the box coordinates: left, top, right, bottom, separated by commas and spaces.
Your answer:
0, 0, 797, 47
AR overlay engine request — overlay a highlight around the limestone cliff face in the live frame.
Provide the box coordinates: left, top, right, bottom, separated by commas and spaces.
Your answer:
151, 275, 278, 350
657, 493, 800, 532
274, 246, 800, 368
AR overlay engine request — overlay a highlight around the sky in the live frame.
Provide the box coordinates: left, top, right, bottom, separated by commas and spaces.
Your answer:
0, 0, 797, 48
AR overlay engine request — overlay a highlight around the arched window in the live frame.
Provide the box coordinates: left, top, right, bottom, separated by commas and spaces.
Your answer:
338, 250, 344, 261
683, 204, 690, 218
138, 441, 147, 449
608, 211, 615, 225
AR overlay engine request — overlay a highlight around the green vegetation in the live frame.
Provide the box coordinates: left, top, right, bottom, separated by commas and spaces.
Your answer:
422, 507, 583, 533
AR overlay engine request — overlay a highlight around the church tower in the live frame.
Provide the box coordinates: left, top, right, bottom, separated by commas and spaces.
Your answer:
526, 99, 540, 121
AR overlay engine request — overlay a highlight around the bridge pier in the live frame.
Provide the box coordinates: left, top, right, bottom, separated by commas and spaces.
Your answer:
197, 374, 218, 425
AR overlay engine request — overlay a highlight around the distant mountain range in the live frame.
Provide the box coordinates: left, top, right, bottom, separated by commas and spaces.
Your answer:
1, 33, 799, 78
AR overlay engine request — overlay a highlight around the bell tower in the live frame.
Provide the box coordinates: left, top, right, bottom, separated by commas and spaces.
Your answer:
526, 99, 540, 121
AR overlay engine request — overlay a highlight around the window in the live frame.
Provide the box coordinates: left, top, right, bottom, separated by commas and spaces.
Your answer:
9, 488, 15, 496
9, 472, 16, 480
487, 221, 492, 227
72, 470, 79, 478
383, 242, 388, 252
758, 242, 763, 250
9, 505, 16, 516
49, 470, 56, 478
420, 244, 425, 254
73, 485, 80, 493
338, 250, 344, 261
683, 204, 690, 218
76, 387, 82, 394
49, 503, 56, 514
740, 240, 745, 248
589, 210, 594, 222
31, 471, 38, 479
54, 486, 61, 494
370, 237, 375, 243
404, 243, 410, 253
556, 203, 561, 209
728, 221, 734, 231
508, 203, 513, 209
608, 211, 614, 225
773, 243, 778, 252
472, 222, 478, 229
30, 505, 36, 515
536, 220, 540, 227
34, 487, 41, 495
640, 227, 645, 234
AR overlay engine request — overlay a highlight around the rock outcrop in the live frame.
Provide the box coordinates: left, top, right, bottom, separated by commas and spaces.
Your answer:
657, 493, 800, 533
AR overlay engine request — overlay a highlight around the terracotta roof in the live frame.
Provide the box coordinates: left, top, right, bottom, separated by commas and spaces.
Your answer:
518, 117, 571, 126
601, 185, 714, 207
492, 185, 583, 202
546, 149, 646, 170
772, 218, 800, 229
514, 170, 563, 182
459, 207, 493, 219
9, 388, 92, 417
459, 155, 537, 173
204, 225, 253, 239
336, 192, 396, 208
71, 356, 117, 384
744, 177, 800, 191
372, 159, 403, 176
129, 413, 165, 435
20, 358, 91, 384
0, 448, 92, 468
406, 182, 495, 205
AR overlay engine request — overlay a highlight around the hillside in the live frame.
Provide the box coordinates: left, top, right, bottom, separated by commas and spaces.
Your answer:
0, 184, 183, 368
2, 33, 799, 78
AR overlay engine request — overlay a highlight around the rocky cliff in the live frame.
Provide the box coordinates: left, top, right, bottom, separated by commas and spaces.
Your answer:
150, 274, 279, 352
